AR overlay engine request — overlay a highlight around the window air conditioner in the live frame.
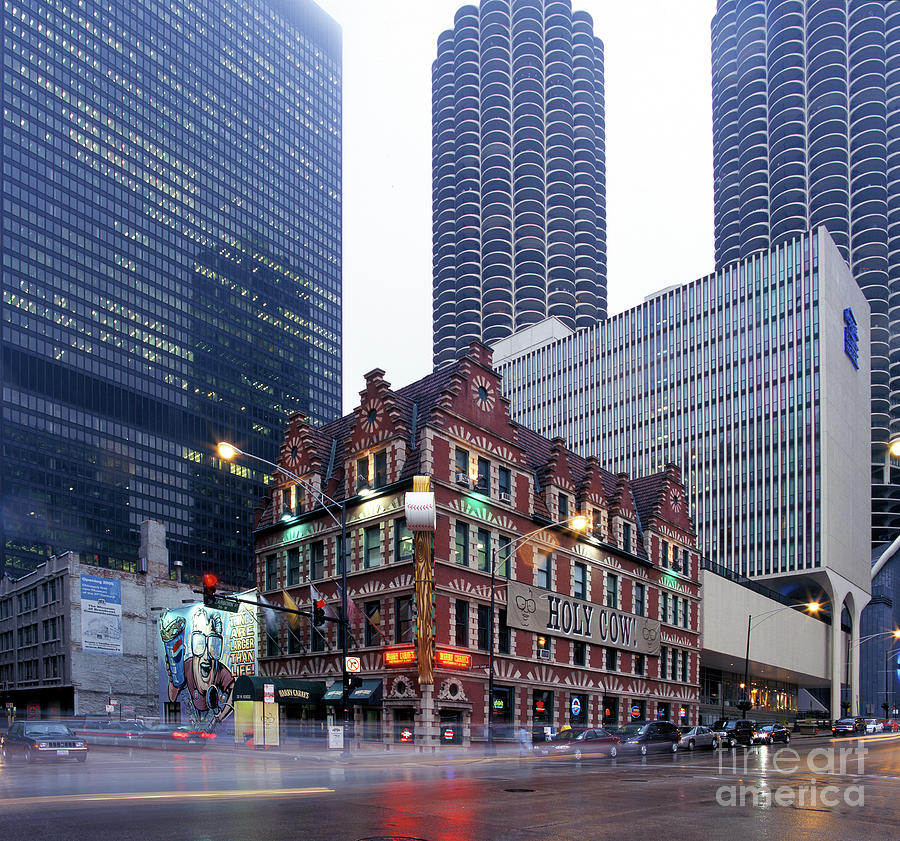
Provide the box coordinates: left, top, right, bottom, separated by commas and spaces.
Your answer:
455, 471, 471, 487
499, 491, 511, 503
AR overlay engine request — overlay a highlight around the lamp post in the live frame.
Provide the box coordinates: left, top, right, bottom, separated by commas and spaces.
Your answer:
217, 442, 351, 758
486, 514, 589, 754
740, 601, 821, 713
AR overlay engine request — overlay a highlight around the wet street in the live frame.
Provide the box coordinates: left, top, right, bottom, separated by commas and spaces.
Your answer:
1, 734, 899, 841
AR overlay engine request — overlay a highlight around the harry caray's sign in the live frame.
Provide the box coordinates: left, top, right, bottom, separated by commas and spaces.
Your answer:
506, 581, 661, 657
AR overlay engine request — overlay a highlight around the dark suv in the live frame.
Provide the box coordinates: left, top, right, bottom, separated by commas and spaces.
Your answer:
712, 719, 757, 748
832, 717, 866, 737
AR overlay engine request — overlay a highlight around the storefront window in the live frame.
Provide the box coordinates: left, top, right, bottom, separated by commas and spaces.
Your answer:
657, 702, 670, 721
491, 686, 513, 739
603, 696, 619, 725
569, 692, 588, 727
532, 689, 554, 741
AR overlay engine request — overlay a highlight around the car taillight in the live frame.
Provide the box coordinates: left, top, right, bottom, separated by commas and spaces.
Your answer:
200, 732, 216, 739
172, 731, 189, 739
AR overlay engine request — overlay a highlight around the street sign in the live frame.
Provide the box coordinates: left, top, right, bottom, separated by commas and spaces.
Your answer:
345, 656, 361, 673
263, 683, 275, 704
209, 595, 240, 613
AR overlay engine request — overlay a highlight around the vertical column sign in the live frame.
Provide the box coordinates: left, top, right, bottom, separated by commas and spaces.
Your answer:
407, 478, 436, 687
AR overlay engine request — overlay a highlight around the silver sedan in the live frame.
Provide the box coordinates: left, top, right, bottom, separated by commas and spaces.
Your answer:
678, 725, 719, 751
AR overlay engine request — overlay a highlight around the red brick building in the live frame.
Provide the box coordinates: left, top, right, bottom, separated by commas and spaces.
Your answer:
247, 344, 701, 747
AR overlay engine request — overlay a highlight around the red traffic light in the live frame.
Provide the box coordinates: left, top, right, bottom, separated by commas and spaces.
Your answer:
313, 599, 326, 627
202, 573, 218, 606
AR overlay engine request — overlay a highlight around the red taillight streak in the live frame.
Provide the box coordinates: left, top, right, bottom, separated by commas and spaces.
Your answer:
171, 731, 189, 739
200, 732, 216, 739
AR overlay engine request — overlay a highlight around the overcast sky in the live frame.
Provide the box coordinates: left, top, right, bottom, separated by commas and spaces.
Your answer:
314, 0, 719, 412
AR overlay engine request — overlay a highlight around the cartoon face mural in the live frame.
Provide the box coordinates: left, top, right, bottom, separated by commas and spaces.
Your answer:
157, 600, 257, 728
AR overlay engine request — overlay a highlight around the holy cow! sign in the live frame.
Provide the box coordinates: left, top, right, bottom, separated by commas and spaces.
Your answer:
505, 581, 661, 657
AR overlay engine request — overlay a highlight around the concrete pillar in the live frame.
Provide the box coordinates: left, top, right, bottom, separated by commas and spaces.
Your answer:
849, 600, 863, 716
830, 607, 844, 719
419, 684, 436, 753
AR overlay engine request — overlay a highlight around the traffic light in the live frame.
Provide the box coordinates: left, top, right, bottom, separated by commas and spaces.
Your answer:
346, 673, 362, 692
202, 573, 218, 607
313, 599, 326, 628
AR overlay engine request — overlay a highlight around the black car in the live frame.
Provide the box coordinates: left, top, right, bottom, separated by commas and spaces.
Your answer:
832, 717, 866, 737
1, 721, 88, 762
616, 721, 681, 755
713, 719, 757, 748
754, 723, 791, 745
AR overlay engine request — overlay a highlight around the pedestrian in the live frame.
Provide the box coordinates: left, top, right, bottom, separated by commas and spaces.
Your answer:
518, 725, 531, 756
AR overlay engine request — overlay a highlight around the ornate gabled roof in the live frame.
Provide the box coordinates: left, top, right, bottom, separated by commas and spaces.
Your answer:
255, 344, 694, 558
631, 463, 696, 541
576, 455, 609, 509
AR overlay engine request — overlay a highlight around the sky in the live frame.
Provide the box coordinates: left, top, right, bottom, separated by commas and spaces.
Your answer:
314, 0, 719, 413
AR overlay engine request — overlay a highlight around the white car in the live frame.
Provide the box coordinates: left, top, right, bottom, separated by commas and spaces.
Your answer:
864, 719, 884, 734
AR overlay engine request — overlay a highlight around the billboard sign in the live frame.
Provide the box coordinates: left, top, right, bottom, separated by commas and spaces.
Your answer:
506, 581, 661, 656
157, 597, 257, 731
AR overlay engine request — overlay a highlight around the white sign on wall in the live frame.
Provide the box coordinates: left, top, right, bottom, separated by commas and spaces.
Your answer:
80, 575, 123, 656
404, 492, 436, 532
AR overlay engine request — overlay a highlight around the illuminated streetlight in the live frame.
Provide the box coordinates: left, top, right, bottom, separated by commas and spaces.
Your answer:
741, 601, 822, 713
216, 441, 352, 757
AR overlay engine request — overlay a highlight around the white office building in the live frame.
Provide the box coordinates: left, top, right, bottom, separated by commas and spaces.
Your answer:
493, 228, 872, 716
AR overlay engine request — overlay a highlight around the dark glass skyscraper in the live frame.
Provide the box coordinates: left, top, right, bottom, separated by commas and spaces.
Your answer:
1, 0, 342, 584
432, 0, 606, 369
710, 0, 900, 545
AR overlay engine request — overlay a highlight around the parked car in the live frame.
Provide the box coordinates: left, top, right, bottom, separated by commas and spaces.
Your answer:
139, 724, 217, 749
678, 725, 719, 751
832, 717, 866, 737
545, 727, 620, 759
1, 721, 88, 762
616, 721, 681, 755
754, 723, 791, 745
712, 719, 757, 748
864, 719, 884, 734
74, 719, 148, 746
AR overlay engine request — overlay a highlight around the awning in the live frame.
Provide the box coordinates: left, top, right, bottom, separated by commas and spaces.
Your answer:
323, 679, 383, 704
232, 676, 325, 705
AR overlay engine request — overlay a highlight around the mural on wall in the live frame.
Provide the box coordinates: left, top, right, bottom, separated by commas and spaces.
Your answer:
157, 598, 257, 729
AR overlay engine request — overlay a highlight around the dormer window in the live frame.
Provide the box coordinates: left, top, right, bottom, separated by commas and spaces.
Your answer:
357, 449, 387, 493
357, 456, 369, 491
622, 522, 632, 552
374, 450, 387, 488
558, 492, 569, 520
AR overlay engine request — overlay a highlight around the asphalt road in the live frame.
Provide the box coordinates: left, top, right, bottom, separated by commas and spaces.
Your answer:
1, 734, 899, 841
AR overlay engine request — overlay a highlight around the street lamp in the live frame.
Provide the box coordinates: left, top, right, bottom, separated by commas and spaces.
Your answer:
217, 441, 352, 757
741, 601, 821, 713
486, 514, 589, 754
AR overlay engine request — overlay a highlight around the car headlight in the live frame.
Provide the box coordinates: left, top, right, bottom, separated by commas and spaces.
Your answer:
75, 741, 85, 748
38, 742, 48, 748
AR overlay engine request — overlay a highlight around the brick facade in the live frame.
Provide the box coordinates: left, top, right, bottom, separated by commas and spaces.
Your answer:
251, 344, 701, 746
